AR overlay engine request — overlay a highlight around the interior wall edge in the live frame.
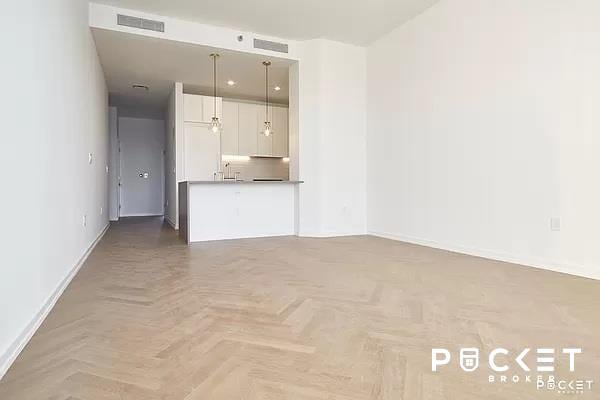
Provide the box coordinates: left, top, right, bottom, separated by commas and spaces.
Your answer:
369, 231, 600, 281
165, 216, 177, 230
0, 224, 110, 380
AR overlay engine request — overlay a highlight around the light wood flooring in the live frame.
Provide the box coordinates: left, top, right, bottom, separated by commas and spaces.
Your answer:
0, 217, 599, 399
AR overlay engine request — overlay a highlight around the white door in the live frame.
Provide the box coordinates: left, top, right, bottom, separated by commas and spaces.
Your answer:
119, 118, 165, 217
184, 123, 221, 180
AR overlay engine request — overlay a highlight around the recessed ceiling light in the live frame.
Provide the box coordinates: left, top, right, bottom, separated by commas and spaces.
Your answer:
227, 80, 235, 86
274, 86, 281, 91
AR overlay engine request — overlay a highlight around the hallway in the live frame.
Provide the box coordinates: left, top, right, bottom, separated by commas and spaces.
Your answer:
0, 217, 599, 399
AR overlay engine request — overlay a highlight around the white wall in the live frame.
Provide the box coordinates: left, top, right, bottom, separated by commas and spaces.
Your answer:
367, 0, 600, 279
118, 117, 165, 217
0, 0, 109, 377
295, 39, 368, 236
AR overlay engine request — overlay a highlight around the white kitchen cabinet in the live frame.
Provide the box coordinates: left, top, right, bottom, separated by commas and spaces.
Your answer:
183, 123, 220, 180
256, 104, 273, 156
202, 95, 222, 123
183, 94, 222, 123
221, 101, 238, 155
271, 105, 289, 157
238, 102, 258, 156
183, 94, 203, 123
214, 99, 288, 157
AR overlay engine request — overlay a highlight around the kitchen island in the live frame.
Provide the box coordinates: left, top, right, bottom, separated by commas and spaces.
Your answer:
178, 181, 303, 243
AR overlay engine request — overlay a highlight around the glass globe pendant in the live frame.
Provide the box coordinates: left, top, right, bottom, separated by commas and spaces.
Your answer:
261, 61, 274, 137
209, 53, 222, 134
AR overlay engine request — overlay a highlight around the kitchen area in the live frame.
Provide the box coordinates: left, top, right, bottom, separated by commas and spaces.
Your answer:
168, 54, 302, 243
93, 25, 303, 242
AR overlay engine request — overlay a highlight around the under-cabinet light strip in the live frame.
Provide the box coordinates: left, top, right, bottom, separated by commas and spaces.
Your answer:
222, 155, 250, 162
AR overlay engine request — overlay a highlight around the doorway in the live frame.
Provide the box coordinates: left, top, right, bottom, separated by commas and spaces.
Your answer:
118, 117, 165, 217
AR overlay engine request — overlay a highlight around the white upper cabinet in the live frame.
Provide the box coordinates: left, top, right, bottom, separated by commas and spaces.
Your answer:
271, 105, 289, 157
202, 95, 222, 123
238, 102, 259, 156
183, 94, 203, 122
221, 101, 238, 155
183, 94, 222, 123
256, 105, 272, 156
214, 99, 288, 157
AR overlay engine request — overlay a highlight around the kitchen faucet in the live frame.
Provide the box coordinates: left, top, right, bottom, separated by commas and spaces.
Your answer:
224, 162, 239, 180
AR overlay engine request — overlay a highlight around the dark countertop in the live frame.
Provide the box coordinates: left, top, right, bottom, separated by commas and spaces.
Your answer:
185, 180, 304, 184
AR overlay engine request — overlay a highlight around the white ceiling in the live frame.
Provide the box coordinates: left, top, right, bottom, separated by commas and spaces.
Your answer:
92, 28, 292, 118
91, 0, 439, 46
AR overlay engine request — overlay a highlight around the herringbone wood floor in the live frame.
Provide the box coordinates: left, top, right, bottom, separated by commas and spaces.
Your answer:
1, 217, 599, 399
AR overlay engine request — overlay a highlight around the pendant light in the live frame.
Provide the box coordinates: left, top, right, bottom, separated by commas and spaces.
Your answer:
209, 53, 222, 134
261, 61, 273, 137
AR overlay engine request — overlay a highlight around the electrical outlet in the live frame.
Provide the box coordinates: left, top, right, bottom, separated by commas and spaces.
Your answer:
105, 165, 109, 173
550, 217, 561, 231
83, 215, 87, 227
100, 207, 103, 215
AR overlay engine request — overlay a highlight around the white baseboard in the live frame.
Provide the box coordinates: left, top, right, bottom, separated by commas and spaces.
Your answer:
119, 213, 164, 217
369, 231, 599, 281
0, 223, 110, 380
299, 231, 366, 238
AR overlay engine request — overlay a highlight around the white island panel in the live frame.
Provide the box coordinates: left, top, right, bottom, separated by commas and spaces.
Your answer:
187, 182, 298, 242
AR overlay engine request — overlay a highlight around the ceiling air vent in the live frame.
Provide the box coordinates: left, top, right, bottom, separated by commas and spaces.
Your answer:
117, 14, 165, 33
253, 38, 288, 54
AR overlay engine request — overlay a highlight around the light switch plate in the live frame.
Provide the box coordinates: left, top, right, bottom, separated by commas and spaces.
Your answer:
88, 153, 93, 164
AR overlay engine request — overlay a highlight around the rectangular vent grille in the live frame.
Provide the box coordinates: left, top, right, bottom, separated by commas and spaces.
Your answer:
117, 14, 165, 33
253, 38, 288, 54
